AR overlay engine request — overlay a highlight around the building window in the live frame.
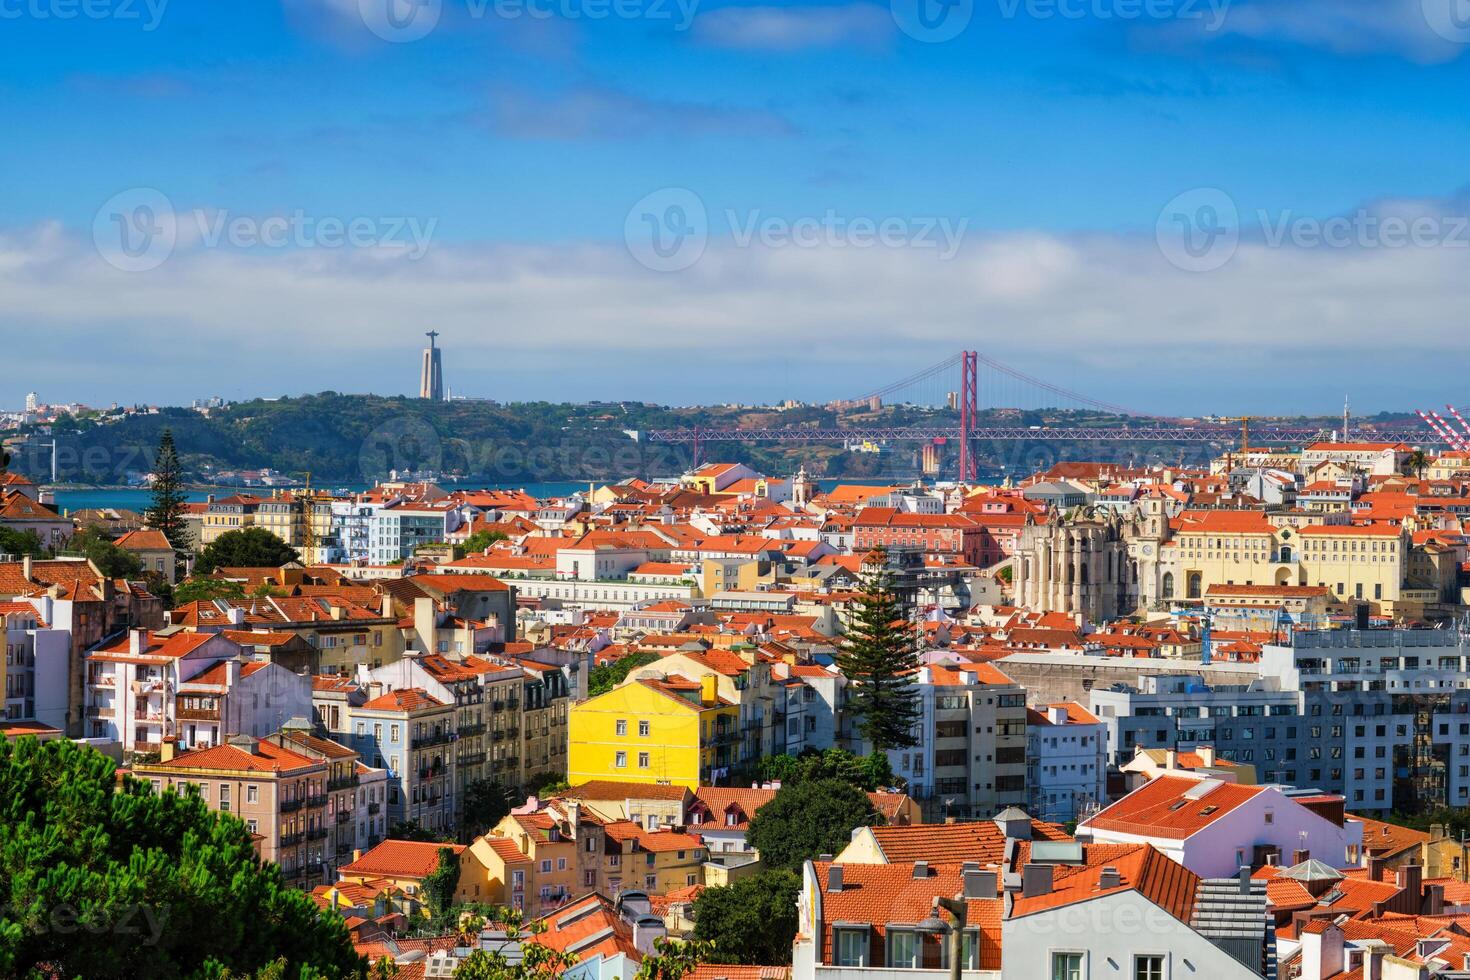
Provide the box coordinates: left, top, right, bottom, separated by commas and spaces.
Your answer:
834, 928, 868, 967
616, 719, 627, 736
1052, 952, 1084, 980
1134, 955, 1164, 980
638, 752, 650, 769
887, 930, 919, 969
615, 752, 627, 768
246, 785, 258, 804
638, 720, 651, 737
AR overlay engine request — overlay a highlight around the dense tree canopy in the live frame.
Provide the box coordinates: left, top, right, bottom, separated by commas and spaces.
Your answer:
745, 779, 881, 872
587, 653, 659, 698
0, 527, 44, 559
691, 871, 800, 965
461, 779, 515, 838
753, 747, 894, 792
172, 577, 248, 607
195, 527, 300, 575
65, 527, 143, 578
0, 735, 362, 978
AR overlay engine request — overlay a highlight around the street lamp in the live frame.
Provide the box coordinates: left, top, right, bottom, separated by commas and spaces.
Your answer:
918, 894, 968, 980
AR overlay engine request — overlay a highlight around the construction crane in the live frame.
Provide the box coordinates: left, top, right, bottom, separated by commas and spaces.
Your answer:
1208, 416, 1256, 472
292, 471, 330, 562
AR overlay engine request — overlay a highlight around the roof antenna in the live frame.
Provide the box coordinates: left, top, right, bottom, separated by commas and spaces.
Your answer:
1343, 396, 1350, 443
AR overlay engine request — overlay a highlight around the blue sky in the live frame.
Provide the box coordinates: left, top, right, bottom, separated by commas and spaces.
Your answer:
3, 0, 1470, 413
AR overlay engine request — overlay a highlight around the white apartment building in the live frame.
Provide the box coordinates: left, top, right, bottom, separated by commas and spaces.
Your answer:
1026, 702, 1108, 823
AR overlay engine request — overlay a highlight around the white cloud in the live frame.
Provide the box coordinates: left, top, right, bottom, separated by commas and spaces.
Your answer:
1144, 0, 1469, 65
692, 3, 892, 51
3, 204, 1469, 412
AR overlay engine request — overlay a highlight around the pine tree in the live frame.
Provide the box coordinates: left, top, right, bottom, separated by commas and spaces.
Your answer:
835, 556, 921, 751
144, 428, 187, 546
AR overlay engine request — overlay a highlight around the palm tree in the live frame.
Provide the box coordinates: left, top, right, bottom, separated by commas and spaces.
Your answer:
1409, 449, 1430, 480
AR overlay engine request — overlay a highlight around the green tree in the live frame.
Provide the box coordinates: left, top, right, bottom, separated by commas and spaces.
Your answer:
452, 907, 579, 980
0, 527, 44, 559
587, 653, 659, 697
692, 871, 800, 965
387, 820, 449, 843
196, 527, 300, 575
145, 429, 189, 547
754, 747, 894, 792
421, 847, 462, 923
461, 779, 515, 838
64, 528, 143, 579
834, 560, 921, 751
457, 529, 509, 556
636, 937, 714, 980
0, 734, 362, 978
745, 779, 880, 871
1409, 449, 1430, 480
173, 577, 248, 607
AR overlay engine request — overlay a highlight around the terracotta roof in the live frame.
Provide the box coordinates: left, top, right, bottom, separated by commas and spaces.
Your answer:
340, 839, 466, 880
1084, 776, 1263, 840
149, 738, 318, 774
859, 820, 1071, 864
358, 688, 447, 712
566, 780, 692, 802
811, 861, 1004, 970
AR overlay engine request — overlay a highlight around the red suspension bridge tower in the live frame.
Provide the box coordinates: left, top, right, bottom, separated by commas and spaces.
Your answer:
959, 350, 978, 483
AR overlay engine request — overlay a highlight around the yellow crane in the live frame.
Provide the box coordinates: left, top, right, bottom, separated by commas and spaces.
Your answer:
1211, 416, 1256, 472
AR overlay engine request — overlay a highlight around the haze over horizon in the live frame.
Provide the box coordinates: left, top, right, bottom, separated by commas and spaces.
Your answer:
4, 0, 1470, 414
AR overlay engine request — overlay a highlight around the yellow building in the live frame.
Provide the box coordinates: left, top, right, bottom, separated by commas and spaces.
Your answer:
482, 811, 578, 913
568, 674, 738, 790
1159, 511, 1406, 609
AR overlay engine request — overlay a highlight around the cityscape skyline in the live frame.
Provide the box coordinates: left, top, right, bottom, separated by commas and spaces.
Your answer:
5, 3, 1470, 412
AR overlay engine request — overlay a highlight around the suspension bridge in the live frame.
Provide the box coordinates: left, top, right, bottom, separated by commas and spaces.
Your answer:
645, 351, 1439, 480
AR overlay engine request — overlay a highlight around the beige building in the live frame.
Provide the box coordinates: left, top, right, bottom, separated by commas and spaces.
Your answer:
136, 733, 335, 890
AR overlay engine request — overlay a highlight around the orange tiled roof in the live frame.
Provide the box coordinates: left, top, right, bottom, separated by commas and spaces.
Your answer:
340, 839, 466, 880
1084, 776, 1262, 840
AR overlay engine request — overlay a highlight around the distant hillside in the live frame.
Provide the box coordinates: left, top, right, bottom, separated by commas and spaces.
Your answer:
2, 394, 1420, 486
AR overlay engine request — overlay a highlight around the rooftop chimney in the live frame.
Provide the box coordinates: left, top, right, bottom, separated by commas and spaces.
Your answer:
1098, 867, 1121, 890
1239, 865, 1252, 896
1021, 863, 1054, 899
129, 628, 148, 655
1396, 863, 1422, 899
826, 866, 844, 893
964, 869, 997, 899
1165, 749, 1178, 770
1197, 745, 1216, 767
159, 736, 176, 763
22, 554, 32, 581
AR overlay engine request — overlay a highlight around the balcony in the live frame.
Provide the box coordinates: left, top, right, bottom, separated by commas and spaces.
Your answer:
280, 832, 305, 848
411, 732, 452, 750
176, 707, 220, 722
367, 802, 381, 815
459, 723, 486, 737
336, 809, 352, 824
307, 827, 329, 841
305, 794, 328, 809
458, 752, 486, 766
327, 774, 359, 791
90, 674, 115, 688
131, 679, 163, 695
85, 705, 109, 718
132, 710, 163, 723
280, 798, 304, 813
